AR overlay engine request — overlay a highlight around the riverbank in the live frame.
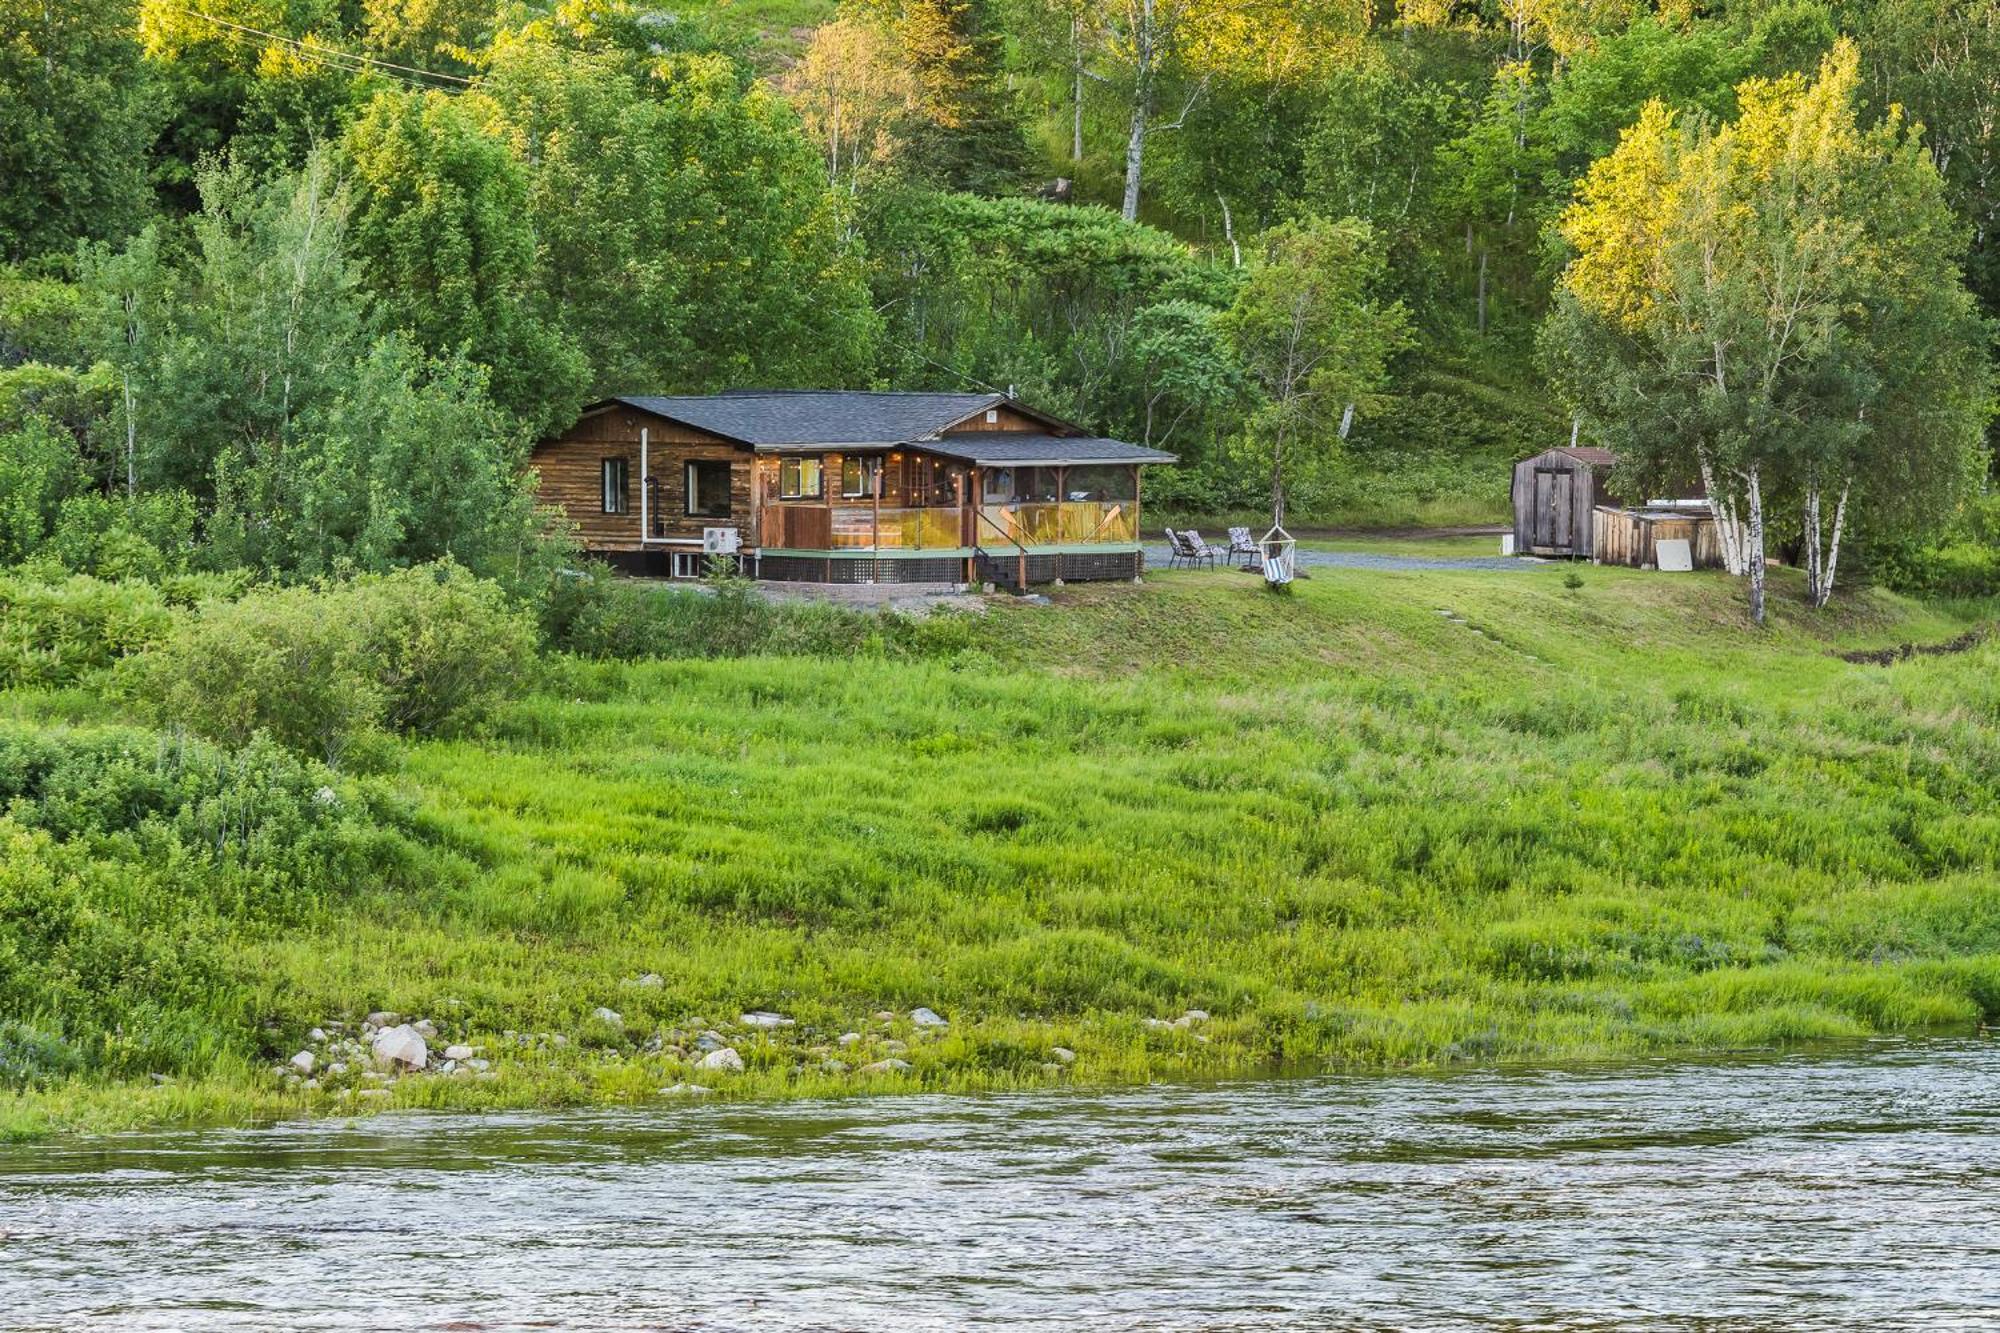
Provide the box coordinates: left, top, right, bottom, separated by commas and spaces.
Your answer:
4, 558, 1999, 1139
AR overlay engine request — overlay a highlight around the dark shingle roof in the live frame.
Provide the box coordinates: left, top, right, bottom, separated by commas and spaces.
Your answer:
922, 434, 1177, 466
610, 391, 1009, 447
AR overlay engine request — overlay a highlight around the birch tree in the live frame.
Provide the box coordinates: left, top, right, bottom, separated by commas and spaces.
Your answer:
79, 226, 168, 499
778, 16, 915, 199
1546, 40, 1990, 623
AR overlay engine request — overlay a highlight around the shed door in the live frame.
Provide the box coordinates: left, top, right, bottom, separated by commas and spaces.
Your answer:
1533, 469, 1574, 550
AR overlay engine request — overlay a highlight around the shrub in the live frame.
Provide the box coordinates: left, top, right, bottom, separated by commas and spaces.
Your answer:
45, 490, 199, 580
0, 570, 175, 688
0, 1021, 81, 1091
545, 562, 982, 663
347, 563, 539, 734
0, 723, 435, 1079
124, 581, 383, 763
1864, 493, 2000, 598
125, 561, 535, 762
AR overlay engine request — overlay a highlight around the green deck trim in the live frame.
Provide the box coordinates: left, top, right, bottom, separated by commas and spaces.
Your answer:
759, 547, 976, 559
758, 544, 1142, 559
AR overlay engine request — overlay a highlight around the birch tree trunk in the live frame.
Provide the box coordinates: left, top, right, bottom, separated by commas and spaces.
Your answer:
1803, 476, 1822, 600
1805, 475, 1852, 609
1745, 464, 1767, 626
1270, 420, 1287, 528
1820, 479, 1851, 609
1121, 0, 1155, 223
1695, 446, 1748, 577
1216, 190, 1240, 267
1071, 15, 1085, 162
122, 371, 137, 498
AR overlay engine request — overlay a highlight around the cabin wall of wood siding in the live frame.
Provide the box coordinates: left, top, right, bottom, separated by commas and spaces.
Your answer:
943, 406, 1045, 434
531, 410, 748, 550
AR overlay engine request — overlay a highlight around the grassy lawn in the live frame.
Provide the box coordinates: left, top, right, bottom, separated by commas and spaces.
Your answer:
7, 560, 1999, 1137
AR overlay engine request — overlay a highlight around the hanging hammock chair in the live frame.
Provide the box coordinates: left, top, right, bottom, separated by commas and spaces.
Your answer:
1260, 522, 1297, 587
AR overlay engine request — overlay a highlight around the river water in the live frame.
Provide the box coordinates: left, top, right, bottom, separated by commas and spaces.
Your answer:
1, 1038, 1995, 1331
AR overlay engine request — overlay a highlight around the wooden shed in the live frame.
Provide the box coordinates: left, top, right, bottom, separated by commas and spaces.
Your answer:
1591, 505, 1725, 570
1512, 447, 1619, 559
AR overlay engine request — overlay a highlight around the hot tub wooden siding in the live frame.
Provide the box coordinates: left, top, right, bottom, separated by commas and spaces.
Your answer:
1591, 506, 1725, 570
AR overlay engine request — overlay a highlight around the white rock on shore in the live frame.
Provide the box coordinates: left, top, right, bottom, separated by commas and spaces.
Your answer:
696, 1047, 744, 1073
858, 1058, 912, 1075
909, 1007, 948, 1029
739, 1011, 794, 1030
289, 1050, 316, 1075
371, 1024, 428, 1071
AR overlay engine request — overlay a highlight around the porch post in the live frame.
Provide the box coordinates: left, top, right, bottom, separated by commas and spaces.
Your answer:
871, 455, 881, 583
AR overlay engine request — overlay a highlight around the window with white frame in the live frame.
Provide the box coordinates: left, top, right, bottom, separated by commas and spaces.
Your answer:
841, 455, 876, 498
780, 455, 824, 499
601, 457, 629, 514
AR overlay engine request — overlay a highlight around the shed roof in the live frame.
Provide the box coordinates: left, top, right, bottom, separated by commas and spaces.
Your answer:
604, 391, 1050, 447
1544, 446, 1618, 467
920, 433, 1177, 466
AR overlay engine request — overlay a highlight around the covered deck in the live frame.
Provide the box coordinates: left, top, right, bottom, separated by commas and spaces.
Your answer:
753, 435, 1168, 585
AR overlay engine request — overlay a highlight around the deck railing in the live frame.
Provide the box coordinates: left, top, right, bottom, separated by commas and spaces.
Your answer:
978, 501, 1136, 546
760, 504, 966, 550
759, 501, 1136, 551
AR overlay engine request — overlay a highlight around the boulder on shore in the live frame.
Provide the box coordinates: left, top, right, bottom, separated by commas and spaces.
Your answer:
289, 1050, 316, 1075
858, 1058, 913, 1075
371, 1024, 428, 1071
910, 1007, 948, 1029
696, 1047, 744, 1073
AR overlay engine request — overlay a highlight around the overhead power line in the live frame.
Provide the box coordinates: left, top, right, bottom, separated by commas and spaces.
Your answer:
168, 6, 473, 88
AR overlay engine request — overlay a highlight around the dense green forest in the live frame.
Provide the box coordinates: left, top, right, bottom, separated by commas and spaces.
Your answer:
3, 0, 1997, 575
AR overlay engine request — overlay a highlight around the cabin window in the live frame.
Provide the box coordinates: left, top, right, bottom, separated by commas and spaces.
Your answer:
780, 455, 823, 500
841, 456, 877, 498
910, 454, 958, 507
600, 458, 629, 514
685, 459, 732, 518
1064, 465, 1137, 503
983, 466, 1057, 503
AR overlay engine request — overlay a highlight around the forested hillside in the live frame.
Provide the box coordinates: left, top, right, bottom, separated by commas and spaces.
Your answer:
4, 0, 1996, 558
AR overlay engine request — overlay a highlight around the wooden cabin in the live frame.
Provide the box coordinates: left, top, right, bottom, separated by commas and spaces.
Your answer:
530, 391, 1176, 587
1591, 505, 1725, 570
1512, 447, 1620, 559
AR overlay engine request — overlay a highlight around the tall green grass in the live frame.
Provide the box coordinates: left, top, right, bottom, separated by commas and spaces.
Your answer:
2, 559, 1997, 1138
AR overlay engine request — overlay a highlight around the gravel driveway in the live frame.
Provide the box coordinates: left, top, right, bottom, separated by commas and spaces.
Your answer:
1142, 544, 1537, 574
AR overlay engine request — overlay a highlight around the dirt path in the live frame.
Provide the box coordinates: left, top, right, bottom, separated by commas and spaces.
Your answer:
1144, 544, 1534, 574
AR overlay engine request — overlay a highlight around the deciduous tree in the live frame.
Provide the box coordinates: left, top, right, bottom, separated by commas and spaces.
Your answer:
1220, 215, 1410, 525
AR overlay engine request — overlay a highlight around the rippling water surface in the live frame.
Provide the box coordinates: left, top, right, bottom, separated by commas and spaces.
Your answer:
2, 1039, 1996, 1330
